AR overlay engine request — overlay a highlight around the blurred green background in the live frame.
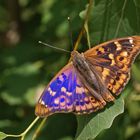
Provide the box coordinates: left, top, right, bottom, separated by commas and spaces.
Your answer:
0, 0, 140, 140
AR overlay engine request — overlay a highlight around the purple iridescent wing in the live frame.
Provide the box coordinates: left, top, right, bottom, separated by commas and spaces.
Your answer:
35, 63, 102, 117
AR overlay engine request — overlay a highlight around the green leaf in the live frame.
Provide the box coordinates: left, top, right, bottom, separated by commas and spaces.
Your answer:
132, 64, 140, 82
0, 120, 13, 128
76, 97, 124, 140
76, 0, 140, 139
81, 0, 140, 45
79, 4, 90, 19
0, 132, 8, 140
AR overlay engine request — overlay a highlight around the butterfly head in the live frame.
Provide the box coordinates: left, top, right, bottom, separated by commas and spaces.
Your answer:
71, 50, 86, 66
71, 50, 80, 57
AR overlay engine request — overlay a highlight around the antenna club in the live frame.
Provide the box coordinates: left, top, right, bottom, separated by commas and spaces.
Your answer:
67, 17, 70, 20
38, 41, 43, 44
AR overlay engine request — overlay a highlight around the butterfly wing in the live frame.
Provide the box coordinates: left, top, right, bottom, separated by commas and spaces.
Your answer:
35, 63, 103, 117
35, 36, 140, 117
84, 36, 140, 95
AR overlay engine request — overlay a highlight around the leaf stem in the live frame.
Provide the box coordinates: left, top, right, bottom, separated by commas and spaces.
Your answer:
6, 116, 40, 140
84, 23, 91, 48
69, 0, 93, 61
74, 0, 93, 51
32, 117, 47, 140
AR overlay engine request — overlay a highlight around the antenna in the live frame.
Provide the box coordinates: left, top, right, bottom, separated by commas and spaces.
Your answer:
67, 16, 74, 50
38, 41, 70, 53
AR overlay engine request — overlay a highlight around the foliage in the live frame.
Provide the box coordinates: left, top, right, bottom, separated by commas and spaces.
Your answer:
0, 132, 7, 140
0, 0, 140, 140
76, 97, 124, 140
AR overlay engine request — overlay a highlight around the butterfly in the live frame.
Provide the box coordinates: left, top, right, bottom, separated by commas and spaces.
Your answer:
35, 36, 140, 117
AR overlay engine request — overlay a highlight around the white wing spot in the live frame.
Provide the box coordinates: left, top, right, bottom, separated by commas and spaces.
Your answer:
108, 53, 114, 59
129, 38, 133, 44
54, 98, 59, 104
61, 87, 67, 92
51, 91, 56, 96
41, 101, 45, 105
121, 51, 128, 57
114, 41, 122, 50
66, 91, 72, 96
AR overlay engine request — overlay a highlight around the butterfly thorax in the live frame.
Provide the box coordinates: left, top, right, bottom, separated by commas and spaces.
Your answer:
71, 51, 90, 72
71, 51, 92, 76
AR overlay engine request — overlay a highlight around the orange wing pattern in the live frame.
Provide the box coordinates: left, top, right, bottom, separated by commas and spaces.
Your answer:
84, 36, 140, 95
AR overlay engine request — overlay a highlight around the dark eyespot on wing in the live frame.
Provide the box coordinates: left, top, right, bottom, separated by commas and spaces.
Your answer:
118, 39, 133, 47
102, 42, 117, 53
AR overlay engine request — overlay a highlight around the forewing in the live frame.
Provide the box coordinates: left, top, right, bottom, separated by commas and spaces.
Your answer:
84, 36, 140, 95
35, 63, 103, 117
